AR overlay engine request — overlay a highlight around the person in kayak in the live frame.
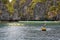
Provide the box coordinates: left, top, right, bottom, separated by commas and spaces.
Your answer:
41, 24, 46, 31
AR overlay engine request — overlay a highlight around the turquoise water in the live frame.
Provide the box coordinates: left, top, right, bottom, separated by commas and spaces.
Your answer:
0, 21, 60, 40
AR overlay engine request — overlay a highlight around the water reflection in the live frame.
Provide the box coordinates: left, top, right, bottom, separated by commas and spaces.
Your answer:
0, 25, 60, 40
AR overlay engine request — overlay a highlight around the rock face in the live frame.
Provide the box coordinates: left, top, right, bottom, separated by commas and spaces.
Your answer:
34, 2, 46, 20
0, 0, 60, 21
0, 1, 9, 20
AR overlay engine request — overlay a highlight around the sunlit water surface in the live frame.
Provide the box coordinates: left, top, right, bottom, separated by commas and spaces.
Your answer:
0, 24, 60, 40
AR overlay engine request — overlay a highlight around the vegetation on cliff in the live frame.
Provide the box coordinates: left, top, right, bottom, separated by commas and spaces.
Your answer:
0, 0, 60, 21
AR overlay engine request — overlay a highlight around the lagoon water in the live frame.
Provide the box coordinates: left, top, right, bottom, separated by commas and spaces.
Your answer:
0, 22, 60, 40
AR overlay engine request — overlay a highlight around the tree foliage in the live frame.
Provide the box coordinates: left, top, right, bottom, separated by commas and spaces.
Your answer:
1, 0, 8, 4
29, 0, 47, 9
19, 0, 26, 7
6, 0, 16, 16
1, 0, 16, 16
49, 6, 57, 11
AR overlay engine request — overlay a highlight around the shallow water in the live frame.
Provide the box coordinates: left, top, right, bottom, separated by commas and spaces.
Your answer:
0, 24, 60, 40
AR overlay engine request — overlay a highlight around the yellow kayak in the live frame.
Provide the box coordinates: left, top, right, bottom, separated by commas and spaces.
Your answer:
41, 27, 46, 31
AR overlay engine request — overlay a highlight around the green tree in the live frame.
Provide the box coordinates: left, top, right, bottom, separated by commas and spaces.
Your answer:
2, 0, 8, 4
49, 6, 57, 11
6, 0, 16, 16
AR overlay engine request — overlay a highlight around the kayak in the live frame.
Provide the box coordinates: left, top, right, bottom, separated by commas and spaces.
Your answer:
41, 27, 46, 31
